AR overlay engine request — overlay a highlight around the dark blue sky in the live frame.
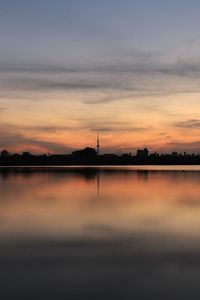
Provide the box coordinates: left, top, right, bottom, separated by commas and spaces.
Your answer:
1, 0, 200, 64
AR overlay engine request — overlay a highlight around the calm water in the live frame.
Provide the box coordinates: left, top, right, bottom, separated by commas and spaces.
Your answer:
1, 166, 200, 299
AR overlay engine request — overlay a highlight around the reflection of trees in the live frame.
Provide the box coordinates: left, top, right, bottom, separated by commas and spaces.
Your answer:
0, 168, 10, 181
0, 167, 149, 184
0, 167, 99, 181
137, 170, 149, 181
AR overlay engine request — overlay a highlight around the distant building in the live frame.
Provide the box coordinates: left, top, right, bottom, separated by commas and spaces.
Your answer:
72, 147, 97, 159
137, 148, 149, 158
22, 152, 30, 157
172, 151, 178, 157
1, 149, 10, 157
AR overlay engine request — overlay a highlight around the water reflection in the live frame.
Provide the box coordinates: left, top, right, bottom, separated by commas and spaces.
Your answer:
1, 166, 200, 299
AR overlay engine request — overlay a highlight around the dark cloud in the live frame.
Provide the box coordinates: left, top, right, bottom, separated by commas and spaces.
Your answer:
29, 125, 77, 133
1, 57, 200, 104
12, 122, 151, 135
9, 78, 113, 91
164, 140, 200, 153
90, 126, 151, 133
79, 120, 152, 133
0, 63, 84, 74
173, 119, 200, 129
83, 95, 126, 105
2, 57, 200, 77
0, 126, 73, 153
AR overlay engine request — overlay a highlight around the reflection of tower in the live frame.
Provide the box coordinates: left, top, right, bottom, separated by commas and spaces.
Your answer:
97, 171, 100, 201
97, 132, 100, 156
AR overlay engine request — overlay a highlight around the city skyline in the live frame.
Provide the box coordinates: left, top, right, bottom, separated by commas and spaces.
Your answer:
1, 1, 200, 153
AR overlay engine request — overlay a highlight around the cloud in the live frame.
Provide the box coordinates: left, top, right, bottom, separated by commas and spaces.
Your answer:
173, 119, 200, 129
0, 125, 73, 153
164, 140, 200, 153
29, 125, 77, 133
0, 63, 84, 74
6, 78, 112, 92
10, 121, 151, 134
1, 56, 200, 104
90, 125, 151, 133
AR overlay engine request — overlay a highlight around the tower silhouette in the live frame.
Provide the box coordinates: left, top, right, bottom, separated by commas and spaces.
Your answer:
97, 132, 100, 156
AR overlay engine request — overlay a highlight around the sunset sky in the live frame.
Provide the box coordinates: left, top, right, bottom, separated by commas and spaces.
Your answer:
1, 0, 200, 153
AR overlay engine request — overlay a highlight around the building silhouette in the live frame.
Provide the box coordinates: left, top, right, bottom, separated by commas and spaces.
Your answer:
137, 148, 149, 158
1, 150, 9, 157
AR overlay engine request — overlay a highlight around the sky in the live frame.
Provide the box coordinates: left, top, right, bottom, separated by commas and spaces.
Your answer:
1, 0, 200, 153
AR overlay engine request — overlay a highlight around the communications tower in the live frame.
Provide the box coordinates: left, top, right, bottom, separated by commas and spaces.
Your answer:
97, 132, 100, 156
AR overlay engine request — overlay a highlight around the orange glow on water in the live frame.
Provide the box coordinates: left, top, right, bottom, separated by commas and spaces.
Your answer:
1, 167, 200, 242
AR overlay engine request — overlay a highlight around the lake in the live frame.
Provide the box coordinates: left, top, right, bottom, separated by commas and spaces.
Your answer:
1, 166, 200, 299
